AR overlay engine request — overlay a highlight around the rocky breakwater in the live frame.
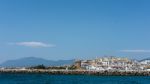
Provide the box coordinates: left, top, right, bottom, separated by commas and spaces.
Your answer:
0, 69, 150, 76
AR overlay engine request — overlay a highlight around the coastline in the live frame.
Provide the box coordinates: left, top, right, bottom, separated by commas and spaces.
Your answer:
1, 69, 150, 76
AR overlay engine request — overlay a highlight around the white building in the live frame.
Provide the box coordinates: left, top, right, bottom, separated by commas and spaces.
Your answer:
140, 60, 150, 65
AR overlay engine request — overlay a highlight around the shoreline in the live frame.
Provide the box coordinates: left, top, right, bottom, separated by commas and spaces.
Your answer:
0, 69, 150, 76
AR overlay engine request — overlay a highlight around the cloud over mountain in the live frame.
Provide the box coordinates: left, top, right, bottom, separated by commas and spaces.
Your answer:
119, 50, 150, 53
10, 42, 55, 48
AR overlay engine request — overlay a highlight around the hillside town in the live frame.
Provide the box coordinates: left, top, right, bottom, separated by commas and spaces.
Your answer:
1, 56, 150, 76
1, 56, 150, 72
74, 56, 150, 71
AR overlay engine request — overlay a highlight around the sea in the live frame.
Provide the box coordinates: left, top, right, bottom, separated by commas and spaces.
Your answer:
0, 73, 150, 84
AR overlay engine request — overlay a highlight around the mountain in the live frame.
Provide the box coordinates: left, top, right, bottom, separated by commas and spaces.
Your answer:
0, 57, 75, 67
139, 57, 150, 62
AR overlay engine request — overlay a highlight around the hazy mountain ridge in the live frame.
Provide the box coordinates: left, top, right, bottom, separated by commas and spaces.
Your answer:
0, 57, 75, 67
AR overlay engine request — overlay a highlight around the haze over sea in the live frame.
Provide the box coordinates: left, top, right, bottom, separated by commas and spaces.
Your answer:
0, 73, 149, 84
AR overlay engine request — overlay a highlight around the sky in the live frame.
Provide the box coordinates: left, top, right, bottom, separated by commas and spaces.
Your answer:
0, 0, 150, 63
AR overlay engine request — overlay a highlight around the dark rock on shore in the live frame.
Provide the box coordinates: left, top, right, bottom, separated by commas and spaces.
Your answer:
0, 69, 150, 76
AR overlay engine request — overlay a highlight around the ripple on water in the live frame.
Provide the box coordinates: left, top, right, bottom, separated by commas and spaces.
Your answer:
0, 73, 149, 84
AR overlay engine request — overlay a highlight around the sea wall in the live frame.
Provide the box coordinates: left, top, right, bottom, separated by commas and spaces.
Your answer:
0, 69, 150, 76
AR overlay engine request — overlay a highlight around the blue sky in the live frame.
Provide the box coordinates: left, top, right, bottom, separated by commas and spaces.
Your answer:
0, 0, 150, 62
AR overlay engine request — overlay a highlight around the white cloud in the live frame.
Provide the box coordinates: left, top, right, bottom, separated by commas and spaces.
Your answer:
10, 42, 55, 48
119, 50, 150, 53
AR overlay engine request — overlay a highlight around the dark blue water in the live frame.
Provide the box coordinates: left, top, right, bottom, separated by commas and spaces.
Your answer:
0, 73, 150, 84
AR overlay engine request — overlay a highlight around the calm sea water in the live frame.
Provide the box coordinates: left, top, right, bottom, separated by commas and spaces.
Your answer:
0, 73, 150, 84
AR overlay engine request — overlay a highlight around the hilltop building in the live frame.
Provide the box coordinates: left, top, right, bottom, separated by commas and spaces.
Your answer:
74, 56, 150, 71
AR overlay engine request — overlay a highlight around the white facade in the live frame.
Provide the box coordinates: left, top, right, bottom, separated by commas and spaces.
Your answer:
140, 60, 150, 65
80, 56, 150, 71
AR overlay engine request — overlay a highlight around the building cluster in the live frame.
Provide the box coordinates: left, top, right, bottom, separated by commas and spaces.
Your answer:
74, 56, 150, 71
